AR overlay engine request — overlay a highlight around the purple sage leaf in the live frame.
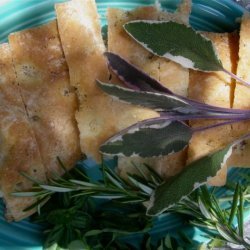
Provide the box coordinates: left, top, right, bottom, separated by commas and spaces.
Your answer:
105, 52, 173, 94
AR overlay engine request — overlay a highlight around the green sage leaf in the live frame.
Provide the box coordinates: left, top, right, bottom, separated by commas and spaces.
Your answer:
124, 21, 224, 71
147, 145, 232, 216
97, 81, 198, 114
100, 119, 192, 157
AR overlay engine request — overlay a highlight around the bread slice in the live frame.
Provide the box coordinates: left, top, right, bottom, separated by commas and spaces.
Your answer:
229, 13, 250, 169
233, 14, 250, 110
108, 4, 190, 179
55, 0, 108, 98
55, 0, 159, 161
0, 44, 47, 221
187, 32, 239, 186
9, 21, 81, 177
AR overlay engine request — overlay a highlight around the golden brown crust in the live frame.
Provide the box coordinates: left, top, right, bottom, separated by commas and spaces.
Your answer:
9, 21, 81, 177
230, 13, 250, 168
0, 44, 47, 221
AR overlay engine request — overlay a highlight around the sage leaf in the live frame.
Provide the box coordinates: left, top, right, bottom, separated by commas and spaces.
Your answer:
97, 80, 198, 113
105, 52, 172, 94
124, 21, 224, 71
100, 119, 192, 157
147, 144, 232, 216
148, 132, 250, 216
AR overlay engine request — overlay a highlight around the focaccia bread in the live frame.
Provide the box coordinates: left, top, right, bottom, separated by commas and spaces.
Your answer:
108, 3, 191, 179
55, 0, 159, 161
229, 13, 250, 168
187, 32, 239, 186
0, 44, 47, 221
55, 0, 108, 98
9, 21, 81, 177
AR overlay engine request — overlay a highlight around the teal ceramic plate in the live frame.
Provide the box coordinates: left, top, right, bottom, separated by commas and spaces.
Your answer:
0, 0, 249, 249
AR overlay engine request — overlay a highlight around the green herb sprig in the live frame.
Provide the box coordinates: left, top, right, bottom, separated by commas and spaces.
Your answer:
17, 161, 157, 249
170, 185, 250, 249
14, 160, 163, 210
14, 160, 250, 249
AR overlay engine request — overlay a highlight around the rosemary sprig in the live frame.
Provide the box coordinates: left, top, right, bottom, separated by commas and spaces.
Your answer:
14, 162, 162, 207
24, 162, 156, 249
13, 160, 250, 249
169, 185, 250, 249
